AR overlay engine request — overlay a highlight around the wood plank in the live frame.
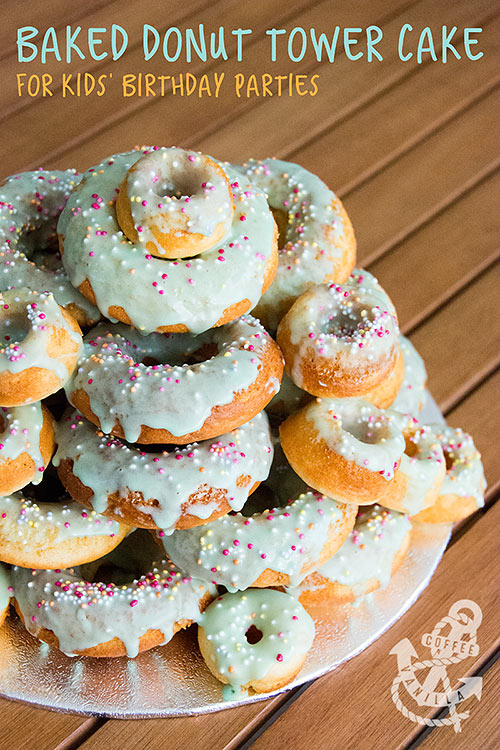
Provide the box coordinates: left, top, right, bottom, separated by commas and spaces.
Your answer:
343, 89, 500, 265
0, 0, 330, 176
416, 656, 500, 750
445, 371, 500, 499
34, 0, 413, 173
410, 264, 500, 413
0, 0, 250, 122
283, 14, 500, 197
249, 502, 500, 750
0, 698, 96, 750
77, 694, 289, 750
195, 0, 497, 162
0, 0, 113, 61
370, 172, 500, 333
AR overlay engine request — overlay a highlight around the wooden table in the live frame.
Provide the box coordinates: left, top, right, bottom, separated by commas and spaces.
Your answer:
2, 1, 499, 747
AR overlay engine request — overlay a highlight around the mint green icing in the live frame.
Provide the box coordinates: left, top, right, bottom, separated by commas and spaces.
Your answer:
12, 533, 215, 658
235, 158, 351, 331
392, 335, 427, 417
0, 402, 48, 487
386, 415, 446, 515
0, 491, 125, 550
431, 424, 485, 507
54, 408, 273, 532
346, 268, 398, 319
284, 281, 398, 390
0, 563, 10, 613
306, 398, 405, 480
65, 315, 280, 442
0, 169, 99, 324
301, 505, 411, 598
162, 453, 351, 590
58, 148, 276, 334
199, 589, 314, 694
126, 148, 233, 255
0, 288, 82, 388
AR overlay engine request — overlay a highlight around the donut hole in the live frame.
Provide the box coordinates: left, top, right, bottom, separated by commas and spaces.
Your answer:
154, 163, 207, 203
404, 433, 420, 458
319, 301, 377, 342
245, 624, 264, 644
337, 409, 392, 446
270, 207, 289, 249
138, 340, 219, 369
0, 307, 30, 348
443, 449, 455, 472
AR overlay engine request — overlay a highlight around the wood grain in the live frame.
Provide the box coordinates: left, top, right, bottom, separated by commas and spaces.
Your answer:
416, 656, 500, 750
369, 172, 500, 334
343, 88, 500, 265
410, 264, 500, 412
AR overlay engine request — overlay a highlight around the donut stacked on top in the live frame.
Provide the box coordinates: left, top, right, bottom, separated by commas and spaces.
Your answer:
0, 149, 485, 701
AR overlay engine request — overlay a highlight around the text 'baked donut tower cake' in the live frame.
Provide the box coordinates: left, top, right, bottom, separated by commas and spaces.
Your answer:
0, 148, 486, 699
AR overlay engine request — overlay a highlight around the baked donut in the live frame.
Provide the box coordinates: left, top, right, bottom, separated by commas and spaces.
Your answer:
299, 505, 412, 605
391, 335, 427, 417
12, 531, 215, 658
66, 316, 283, 444
0, 169, 99, 327
0, 563, 10, 627
0, 490, 130, 568
55, 409, 273, 532
116, 148, 234, 259
280, 398, 405, 506
380, 416, 446, 515
277, 281, 402, 402
235, 158, 356, 331
58, 147, 278, 334
0, 402, 54, 494
0, 288, 82, 406
413, 425, 485, 523
198, 589, 315, 696
162, 464, 357, 591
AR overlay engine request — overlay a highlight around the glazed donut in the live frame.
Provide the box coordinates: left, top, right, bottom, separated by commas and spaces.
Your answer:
0, 489, 130, 568
66, 316, 283, 444
198, 589, 315, 696
116, 148, 234, 259
58, 147, 278, 334
391, 335, 427, 417
0, 169, 99, 327
0, 288, 82, 406
234, 158, 356, 331
162, 465, 357, 591
277, 281, 402, 401
0, 563, 10, 627
299, 505, 412, 605
380, 416, 446, 515
11, 531, 215, 658
0, 402, 54, 494
413, 425, 485, 524
55, 409, 273, 532
280, 398, 405, 506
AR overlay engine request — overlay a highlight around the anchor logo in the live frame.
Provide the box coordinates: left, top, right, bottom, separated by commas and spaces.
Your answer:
390, 599, 483, 733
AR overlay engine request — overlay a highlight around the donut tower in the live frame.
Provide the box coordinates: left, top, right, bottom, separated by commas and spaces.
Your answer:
0, 148, 485, 699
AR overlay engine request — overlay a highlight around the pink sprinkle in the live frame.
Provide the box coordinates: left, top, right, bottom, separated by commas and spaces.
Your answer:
130, 600, 138, 608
